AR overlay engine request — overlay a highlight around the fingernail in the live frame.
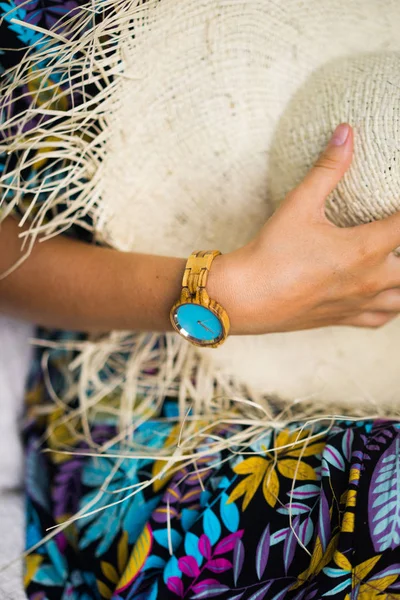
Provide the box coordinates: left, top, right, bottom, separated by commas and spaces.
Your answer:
329, 123, 350, 147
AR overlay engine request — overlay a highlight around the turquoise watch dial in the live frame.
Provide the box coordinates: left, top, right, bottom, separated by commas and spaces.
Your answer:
172, 303, 223, 345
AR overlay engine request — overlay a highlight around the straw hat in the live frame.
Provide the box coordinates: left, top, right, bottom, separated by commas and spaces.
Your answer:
3, 0, 400, 421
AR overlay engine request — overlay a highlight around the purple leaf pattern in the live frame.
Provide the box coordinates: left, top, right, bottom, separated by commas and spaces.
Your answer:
206, 558, 232, 573
370, 564, 400, 580
198, 535, 212, 560
214, 531, 244, 556
283, 516, 301, 574
270, 586, 293, 600
317, 489, 331, 552
247, 582, 273, 600
167, 576, 184, 598
178, 556, 200, 578
298, 516, 314, 547
190, 580, 230, 598
255, 524, 270, 580
233, 538, 244, 585
191, 579, 222, 593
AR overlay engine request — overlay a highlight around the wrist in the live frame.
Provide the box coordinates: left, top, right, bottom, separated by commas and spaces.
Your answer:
206, 250, 248, 335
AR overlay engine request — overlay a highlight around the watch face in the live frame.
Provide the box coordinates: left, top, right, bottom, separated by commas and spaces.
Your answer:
172, 303, 224, 346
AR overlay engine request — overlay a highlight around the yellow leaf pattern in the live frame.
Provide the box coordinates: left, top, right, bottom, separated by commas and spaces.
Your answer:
287, 442, 326, 457
229, 459, 267, 510
367, 574, 398, 591
234, 456, 269, 475
292, 533, 340, 589
320, 535, 340, 574
307, 535, 324, 576
274, 429, 291, 449
342, 510, 355, 533
262, 465, 279, 508
97, 580, 113, 600
229, 429, 318, 510
118, 531, 129, 575
101, 561, 119, 585
353, 555, 382, 582
334, 551, 352, 572
47, 408, 81, 464
357, 587, 389, 600
277, 459, 317, 481
116, 524, 152, 593
24, 554, 43, 588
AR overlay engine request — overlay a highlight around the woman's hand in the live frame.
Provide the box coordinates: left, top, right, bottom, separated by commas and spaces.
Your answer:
209, 123, 400, 335
4, 122, 400, 337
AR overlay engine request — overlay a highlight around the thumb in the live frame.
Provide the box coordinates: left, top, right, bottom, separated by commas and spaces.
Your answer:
292, 123, 354, 215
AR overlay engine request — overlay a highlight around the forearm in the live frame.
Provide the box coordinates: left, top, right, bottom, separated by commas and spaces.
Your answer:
0, 217, 190, 332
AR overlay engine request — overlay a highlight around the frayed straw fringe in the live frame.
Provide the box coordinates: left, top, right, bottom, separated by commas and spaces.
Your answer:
0, 0, 397, 573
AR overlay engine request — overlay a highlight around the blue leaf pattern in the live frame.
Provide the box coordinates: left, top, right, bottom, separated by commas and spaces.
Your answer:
142, 555, 165, 572
220, 492, 239, 532
341, 429, 354, 463
369, 436, 400, 551
270, 527, 290, 546
163, 556, 181, 584
181, 508, 199, 532
287, 484, 320, 500
323, 445, 346, 472
277, 502, 311, 516
322, 578, 351, 596
298, 516, 314, 547
184, 532, 204, 567
203, 509, 221, 546
33, 565, 65, 587
323, 567, 350, 578
153, 528, 182, 551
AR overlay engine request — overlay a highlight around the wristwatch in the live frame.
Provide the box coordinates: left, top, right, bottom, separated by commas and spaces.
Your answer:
170, 250, 230, 348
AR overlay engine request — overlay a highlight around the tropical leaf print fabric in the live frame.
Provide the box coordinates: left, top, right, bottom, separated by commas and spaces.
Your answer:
2, 4, 400, 599
21, 363, 400, 600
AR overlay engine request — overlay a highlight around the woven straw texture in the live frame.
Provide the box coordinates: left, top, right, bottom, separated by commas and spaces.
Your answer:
95, 0, 400, 412
270, 52, 400, 229
2, 0, 400, 431
98, 1, 400, 257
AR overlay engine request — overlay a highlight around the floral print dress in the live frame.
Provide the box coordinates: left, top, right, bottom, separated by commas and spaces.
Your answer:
2, 3, 400, 599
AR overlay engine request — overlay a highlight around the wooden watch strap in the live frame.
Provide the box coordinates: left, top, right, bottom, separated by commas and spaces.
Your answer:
182, 250, 221, 296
